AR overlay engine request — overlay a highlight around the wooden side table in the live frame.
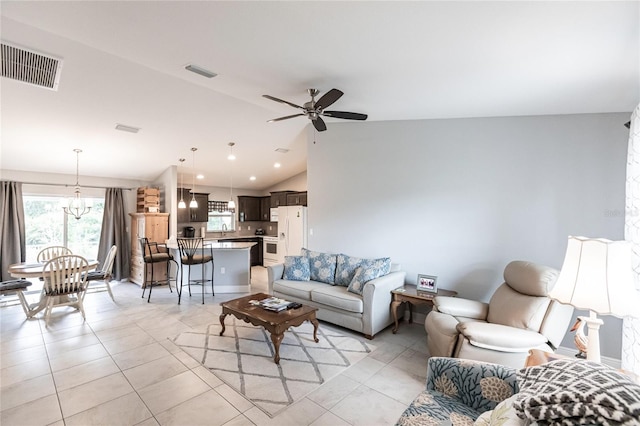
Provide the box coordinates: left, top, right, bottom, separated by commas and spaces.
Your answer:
390, 286, 457, 333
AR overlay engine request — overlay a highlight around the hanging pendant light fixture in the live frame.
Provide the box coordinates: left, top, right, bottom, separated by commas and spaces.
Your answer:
178, 158, 186, 209
227, 142, 236, 210
63, 148, 91, 220
189, 147, 198, 208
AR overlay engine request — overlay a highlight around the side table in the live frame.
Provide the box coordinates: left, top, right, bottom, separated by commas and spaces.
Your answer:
390, 286, 457, 333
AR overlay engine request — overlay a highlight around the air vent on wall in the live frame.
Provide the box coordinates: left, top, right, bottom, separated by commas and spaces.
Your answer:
1, 42, 63, 91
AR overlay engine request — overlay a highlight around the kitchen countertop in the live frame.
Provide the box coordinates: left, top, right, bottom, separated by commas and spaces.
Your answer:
166, 239, 256, 250
205, 235, 277, 241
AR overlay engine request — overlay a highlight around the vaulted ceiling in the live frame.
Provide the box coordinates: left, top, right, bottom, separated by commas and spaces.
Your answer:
1, 1, 638, 190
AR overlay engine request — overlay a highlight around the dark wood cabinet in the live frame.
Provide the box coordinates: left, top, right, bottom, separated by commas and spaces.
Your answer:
177, 189, 209, 222
237, 196, 261, 222
286, 192, 307, 206
260, 196, 271, 221
270, 191, 291, 208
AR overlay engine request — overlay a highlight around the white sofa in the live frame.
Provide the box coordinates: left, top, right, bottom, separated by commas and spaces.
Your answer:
268, 263, 406, 339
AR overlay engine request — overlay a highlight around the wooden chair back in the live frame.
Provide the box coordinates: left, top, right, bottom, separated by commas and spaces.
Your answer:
37, 246, 72, 263
42, 255, 89, 296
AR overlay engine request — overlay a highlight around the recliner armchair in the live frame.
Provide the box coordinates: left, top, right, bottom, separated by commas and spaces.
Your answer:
425, 260, 573, 369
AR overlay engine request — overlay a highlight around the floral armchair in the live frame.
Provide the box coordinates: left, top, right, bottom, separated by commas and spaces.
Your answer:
396, 357, 518, 426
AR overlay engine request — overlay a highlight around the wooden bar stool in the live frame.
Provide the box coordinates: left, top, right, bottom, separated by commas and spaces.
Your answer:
140, 238, 178, 303
177, 237, 214, 304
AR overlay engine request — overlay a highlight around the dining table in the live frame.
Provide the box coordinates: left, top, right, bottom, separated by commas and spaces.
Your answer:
8, 259, 99, 318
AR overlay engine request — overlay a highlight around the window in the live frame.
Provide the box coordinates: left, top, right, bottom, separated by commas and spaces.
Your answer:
207, 201, 235, 232
24, 195, 104, 262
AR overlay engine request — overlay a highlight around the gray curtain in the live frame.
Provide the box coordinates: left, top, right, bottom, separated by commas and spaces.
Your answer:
97, 188, 130, 280
0, 182, 26, 281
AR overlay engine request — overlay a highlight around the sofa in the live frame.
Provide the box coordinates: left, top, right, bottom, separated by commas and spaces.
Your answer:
397, 357, 640, 426
425, 260, 574, 369
267, 249, 406, 339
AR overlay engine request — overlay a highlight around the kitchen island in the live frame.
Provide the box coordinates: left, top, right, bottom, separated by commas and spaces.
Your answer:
167, 239, 256, 294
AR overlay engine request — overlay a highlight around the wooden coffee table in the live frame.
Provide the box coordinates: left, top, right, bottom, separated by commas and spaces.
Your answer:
390, 286, 457, 333
219, 293, 319, 364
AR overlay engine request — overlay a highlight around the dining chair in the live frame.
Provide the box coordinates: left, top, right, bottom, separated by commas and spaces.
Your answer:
41, 254, 89, 326
37, 246, 72, 263
176, 237, 214, 304
140, 238, 178, 303
83, 245, 117, 301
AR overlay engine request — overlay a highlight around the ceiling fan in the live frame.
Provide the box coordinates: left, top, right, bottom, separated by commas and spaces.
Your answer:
262, 88, 367, 132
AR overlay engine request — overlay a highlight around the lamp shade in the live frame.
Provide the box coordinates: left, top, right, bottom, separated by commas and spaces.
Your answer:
550, 236, 640, 318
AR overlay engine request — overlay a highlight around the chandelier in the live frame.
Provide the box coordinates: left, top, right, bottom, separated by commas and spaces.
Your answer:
63, 148, 91, 220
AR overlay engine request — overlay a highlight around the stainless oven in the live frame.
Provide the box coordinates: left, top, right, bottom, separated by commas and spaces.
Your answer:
262, 236, 279, 266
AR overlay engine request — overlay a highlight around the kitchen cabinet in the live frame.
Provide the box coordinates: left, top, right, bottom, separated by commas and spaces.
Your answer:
270, 191, 292, 208
237, 196, 261, 222
286, 191, 307, 206
129, 213, 169, 286
260, 196, 271, 221
177, 189, 209, 222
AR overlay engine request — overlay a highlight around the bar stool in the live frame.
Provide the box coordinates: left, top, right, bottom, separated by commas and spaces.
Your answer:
140, 238, 178, 303
176, 237, 214, 304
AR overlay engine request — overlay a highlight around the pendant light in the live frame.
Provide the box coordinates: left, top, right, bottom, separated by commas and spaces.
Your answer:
178, 158, 186, 209
63, 148, 91, 220
227, 142, 236, 209
189, 147, 198, 208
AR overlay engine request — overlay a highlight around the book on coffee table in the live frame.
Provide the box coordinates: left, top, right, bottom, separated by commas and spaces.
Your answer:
259, 297, 291, 312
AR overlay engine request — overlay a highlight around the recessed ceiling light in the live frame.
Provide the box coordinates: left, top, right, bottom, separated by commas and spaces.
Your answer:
185, 64, 217, 78
249, 176, 256, 181
196, 174, 204, 180
115, 124, 140, 133
275, 148, 289, 153
274, 162, 281, 168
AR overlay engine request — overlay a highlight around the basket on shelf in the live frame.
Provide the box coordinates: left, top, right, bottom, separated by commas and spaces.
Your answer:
137, 187, 160, 213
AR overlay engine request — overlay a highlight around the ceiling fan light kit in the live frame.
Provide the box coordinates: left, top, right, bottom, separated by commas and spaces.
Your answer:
263, 88, 367, 132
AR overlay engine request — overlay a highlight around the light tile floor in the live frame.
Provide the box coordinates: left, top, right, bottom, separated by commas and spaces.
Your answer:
0, 267, 429, 425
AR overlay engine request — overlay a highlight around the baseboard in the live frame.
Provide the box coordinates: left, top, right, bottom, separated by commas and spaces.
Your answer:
554, 346, 621, 369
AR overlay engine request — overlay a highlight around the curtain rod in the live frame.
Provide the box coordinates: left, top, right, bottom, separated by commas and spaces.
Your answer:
19, 181, 135, 190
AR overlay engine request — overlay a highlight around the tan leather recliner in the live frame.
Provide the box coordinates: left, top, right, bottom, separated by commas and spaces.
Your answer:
425, 260, 574, 369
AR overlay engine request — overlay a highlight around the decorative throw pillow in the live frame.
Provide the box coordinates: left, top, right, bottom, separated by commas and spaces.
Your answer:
347, 258, 392, 295
301, 248, 337, 284
282, 256, 310, 281
336, 254, 391, 287
515, 359, 640, 426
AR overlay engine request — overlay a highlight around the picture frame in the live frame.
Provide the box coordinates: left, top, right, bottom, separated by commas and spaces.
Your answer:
417, 274, 438, 293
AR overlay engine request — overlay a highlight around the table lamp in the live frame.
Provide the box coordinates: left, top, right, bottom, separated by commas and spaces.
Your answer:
549, 236, 640, 363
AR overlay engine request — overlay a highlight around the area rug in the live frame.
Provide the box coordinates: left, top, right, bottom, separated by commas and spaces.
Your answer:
173, 319, 374, 417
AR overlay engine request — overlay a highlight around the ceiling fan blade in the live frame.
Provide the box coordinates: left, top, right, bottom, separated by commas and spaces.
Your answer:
314, 89, 343, 110
312, 116, 327, 132
262, 94, 304, 110
323, 111, 368, 121
267, 113, 305, 123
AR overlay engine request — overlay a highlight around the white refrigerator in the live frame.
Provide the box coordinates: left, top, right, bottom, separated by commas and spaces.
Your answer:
277, 206, 308, 262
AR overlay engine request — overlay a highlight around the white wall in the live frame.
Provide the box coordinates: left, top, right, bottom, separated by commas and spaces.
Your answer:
152, 166, 177, 238
265, 171, 307, 194
306, 113, 630, 359
0, 169, 144, 215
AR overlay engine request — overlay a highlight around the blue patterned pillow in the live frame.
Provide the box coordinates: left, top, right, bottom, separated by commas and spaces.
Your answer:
347, 258, 392, 295
336, 255, 391, 287
283, 256, 310, 281
301, 248, 336, 284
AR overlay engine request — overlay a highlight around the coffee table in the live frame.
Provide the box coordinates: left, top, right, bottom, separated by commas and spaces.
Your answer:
219, 293, 319, 364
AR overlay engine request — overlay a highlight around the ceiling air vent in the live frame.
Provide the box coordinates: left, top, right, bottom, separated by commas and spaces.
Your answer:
1, 42, 63, 91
